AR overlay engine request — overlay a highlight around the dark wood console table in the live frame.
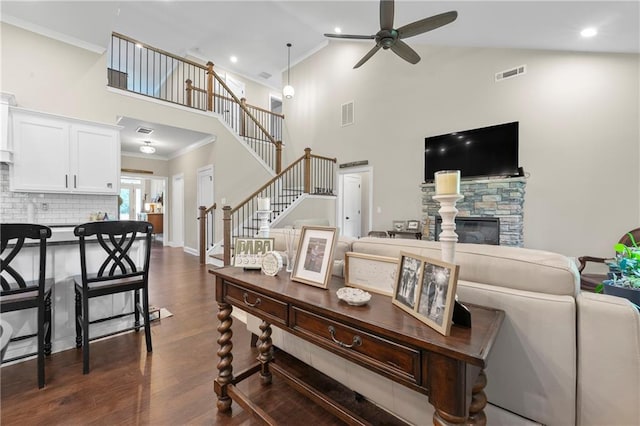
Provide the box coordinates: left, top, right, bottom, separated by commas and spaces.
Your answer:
211, 267, 504, 425
387, 230, 423, 240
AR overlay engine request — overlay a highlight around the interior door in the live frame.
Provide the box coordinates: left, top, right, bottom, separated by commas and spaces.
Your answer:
342, 174, 362, 238
197, 166, 214, 249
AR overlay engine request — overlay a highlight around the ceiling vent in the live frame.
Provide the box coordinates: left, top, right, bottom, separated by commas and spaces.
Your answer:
258, 71, 272, 79
341, 101, 354, 127
136, 126, 154, 135
495, 65, 527, 82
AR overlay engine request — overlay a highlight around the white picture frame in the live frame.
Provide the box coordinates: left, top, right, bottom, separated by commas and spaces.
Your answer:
344, 252, 398, 296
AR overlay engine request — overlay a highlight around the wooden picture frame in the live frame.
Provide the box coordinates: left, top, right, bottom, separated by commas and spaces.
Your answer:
233, 237, 274, 269
392, 252, 423, 313
291, 226, 337, 289
406, 220, 420, 231
392, 252, 459, 336
344, 252, 398, 296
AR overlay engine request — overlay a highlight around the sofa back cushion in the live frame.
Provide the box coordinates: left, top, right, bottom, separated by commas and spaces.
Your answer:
351, 237, 579, 296
577, 292, 640, 426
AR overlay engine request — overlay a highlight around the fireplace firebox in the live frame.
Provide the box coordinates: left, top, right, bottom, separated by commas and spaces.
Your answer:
434, 216, 500, 245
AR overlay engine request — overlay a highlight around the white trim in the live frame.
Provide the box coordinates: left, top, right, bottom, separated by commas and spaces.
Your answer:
171, 173, 185, 248
1, 14, 106, 54
168, 135, 216, 160
183, 246, 199, 256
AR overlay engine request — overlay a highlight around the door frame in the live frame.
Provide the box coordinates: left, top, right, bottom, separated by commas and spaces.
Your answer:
337, 165, 373, 237
196, 165, 215, 250
121, 173, 169, 246
171, 173, 185, 248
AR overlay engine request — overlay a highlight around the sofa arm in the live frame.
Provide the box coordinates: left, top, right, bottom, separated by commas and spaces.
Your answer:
577, 292, 640, 426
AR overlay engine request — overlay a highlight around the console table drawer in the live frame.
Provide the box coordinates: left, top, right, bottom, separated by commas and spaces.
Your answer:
224, 283, 287, 326
291, 307, 421, 385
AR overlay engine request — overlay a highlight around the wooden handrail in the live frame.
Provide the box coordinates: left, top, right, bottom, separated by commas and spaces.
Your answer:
309, 153, 337, 163
113, 32, 207, 70
244, 102, 285, 119
229, 153, 306, 216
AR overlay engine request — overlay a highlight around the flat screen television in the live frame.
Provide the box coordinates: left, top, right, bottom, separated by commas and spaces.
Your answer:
424, 122, 519, 182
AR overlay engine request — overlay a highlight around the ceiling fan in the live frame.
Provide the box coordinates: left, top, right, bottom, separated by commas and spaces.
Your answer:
324, 0, 458, 68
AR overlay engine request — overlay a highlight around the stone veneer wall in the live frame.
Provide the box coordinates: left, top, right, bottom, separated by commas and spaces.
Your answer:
0, 163, 117, 224
421, 177, 527, 247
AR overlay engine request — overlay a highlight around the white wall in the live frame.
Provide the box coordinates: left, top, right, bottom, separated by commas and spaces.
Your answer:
283, 41, 640, 258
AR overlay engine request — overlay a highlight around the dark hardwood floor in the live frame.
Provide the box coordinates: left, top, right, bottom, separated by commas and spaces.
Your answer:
1, 244, 351, 425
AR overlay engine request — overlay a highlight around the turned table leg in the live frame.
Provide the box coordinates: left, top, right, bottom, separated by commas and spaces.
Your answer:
430, 353, 489, 426
214, 302, 233, 412
257, 319, 273, 385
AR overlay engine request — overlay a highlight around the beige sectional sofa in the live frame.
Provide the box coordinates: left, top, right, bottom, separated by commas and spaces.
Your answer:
244, 230, 640, 425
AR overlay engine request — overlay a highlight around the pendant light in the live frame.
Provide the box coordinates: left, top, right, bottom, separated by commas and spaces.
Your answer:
140, 140, 156, 154
283, 43, 295, 99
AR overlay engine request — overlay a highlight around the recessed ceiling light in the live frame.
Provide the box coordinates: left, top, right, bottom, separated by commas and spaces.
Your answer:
230, 56, 238, 63
580, 27, 598, 38
334, 27, 342, 34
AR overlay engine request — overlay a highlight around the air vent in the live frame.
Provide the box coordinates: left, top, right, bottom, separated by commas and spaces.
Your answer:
495, 65, 527, 82
136, 126, 154, 135
258, 71, 272, 79
341, 101, 354, 127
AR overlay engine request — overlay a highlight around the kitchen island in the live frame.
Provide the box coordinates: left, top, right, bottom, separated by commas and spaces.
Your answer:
2, 225, 145, 362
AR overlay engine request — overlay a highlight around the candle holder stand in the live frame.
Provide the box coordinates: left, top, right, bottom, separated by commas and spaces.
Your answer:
433, 194, 471, 328
257, 210, 272, 238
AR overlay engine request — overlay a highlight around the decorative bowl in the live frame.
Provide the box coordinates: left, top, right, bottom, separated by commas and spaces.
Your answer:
336, 287, 372, 306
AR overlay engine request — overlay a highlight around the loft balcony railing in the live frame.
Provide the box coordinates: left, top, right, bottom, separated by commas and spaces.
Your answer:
108, 32, 284, 173
216, 148, 336, 266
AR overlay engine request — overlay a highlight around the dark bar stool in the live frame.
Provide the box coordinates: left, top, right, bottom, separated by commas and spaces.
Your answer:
0, 223, 53, 388
73, 220, 153, 374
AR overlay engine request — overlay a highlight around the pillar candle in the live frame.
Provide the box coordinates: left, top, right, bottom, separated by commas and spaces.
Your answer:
434, 170, 460, 195
257, 197, 270, 211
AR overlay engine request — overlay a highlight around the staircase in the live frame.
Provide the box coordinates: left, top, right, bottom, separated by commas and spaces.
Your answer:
220, 148, 336, 265
106, 32, 337, 265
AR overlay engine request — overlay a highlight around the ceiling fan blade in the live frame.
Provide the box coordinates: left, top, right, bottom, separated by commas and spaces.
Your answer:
397, 11, 458, 39
324, 33, 376, 40
354, 45, 382, 69
390, 40, 421, 64
380, 0, 394, 30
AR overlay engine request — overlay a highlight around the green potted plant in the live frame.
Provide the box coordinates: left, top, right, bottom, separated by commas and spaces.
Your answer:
595, 233, 640, 306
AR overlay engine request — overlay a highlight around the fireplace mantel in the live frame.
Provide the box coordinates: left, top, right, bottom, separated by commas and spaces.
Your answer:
421, 176, 527, 247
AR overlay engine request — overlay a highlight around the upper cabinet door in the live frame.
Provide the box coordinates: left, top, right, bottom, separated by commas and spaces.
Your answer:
70, 124, 120, 194
11, 111, 71, 192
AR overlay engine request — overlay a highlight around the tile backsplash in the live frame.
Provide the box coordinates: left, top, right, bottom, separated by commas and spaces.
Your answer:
0, 163, 117, 224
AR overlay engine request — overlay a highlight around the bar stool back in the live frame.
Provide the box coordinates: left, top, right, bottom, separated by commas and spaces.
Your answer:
1, 223, 52, 388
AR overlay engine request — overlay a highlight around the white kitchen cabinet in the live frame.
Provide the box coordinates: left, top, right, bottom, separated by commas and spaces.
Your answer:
10, 108, 120, 194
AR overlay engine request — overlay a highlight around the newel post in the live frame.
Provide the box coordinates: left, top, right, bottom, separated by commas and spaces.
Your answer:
206, 61, 215, 112
275, 141, 283, 174
198, 205, 206, 265
223, 205, 232, 266
186, 79, 193, 108
240, 98, 247, 137
304, 147, 312, 194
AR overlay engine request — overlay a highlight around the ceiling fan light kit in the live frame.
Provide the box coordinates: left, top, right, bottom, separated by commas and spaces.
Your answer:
324, 0, 458, 68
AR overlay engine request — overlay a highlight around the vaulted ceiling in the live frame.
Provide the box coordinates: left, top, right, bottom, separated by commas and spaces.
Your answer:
2, 1, 638, 158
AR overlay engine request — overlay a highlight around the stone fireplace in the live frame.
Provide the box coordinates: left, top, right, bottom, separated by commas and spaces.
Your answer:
421, 177, 526, 247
